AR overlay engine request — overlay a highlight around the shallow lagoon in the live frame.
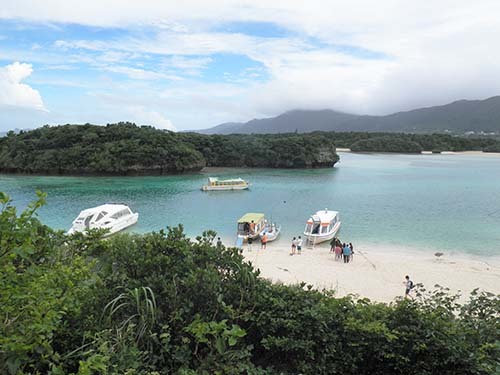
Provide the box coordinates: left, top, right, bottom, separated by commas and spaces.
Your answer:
1, 152, 499, 255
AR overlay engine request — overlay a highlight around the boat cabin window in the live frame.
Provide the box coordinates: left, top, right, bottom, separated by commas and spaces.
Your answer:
321, 225, 329, 234
305, 223, 312, 233
111, 209, 130, 219
238, 222, 250, 235
312, 223, 320, 234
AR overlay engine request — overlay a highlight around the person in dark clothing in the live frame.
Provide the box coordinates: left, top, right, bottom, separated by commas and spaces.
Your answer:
404, 275, 414, 298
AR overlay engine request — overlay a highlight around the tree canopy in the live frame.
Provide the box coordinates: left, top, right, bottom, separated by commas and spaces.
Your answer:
0, 124, 339, 175
1, 123, 498, 176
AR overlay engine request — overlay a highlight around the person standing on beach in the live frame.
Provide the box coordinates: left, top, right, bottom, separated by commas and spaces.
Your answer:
297, 236, 302, 255
247, 236, 253, 251
261, 233, 268, 249
249, 220, 255, 235
342, 243, 351, 263
329, 237, 336, 253
349, 242, 354, 262
335, 244, 342, 260
216, 237, 222, 248
290, 237, 297, 255
403, 275, 414, 299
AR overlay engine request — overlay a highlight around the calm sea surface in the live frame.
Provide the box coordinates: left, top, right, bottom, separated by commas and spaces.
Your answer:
1, 153, 499, 255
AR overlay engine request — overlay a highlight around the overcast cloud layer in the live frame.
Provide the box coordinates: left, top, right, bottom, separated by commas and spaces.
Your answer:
0, 1, 499, 131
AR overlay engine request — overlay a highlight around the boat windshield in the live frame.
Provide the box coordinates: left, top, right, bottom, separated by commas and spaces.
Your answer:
95, 211, 107, 222
84, 214, 94, 228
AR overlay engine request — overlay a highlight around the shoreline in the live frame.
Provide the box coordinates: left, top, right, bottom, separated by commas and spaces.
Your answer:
337, 148, 500, 157
237, 241, 500, 303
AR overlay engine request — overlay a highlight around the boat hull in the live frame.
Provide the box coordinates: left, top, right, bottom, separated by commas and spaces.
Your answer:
202, 185, 249, 191
304, 221, 341, 244
259, 225, 281, 242
68, 213, 139, 236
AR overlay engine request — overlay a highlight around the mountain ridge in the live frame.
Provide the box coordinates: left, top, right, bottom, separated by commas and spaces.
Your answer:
197, 96, 500, 134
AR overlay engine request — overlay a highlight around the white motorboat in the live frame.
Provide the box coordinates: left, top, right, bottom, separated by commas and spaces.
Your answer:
68, 204, 138, 236
303, 208, 341, 245
202, 177, 249, 191
259, 222, 281, 242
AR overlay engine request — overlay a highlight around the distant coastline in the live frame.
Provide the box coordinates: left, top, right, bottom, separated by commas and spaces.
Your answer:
338, 148, 500, 157
2, 123, 500, 176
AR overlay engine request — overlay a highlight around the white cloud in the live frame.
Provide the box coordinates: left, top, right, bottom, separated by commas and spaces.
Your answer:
126, 106, 176, 131
102, 65, 182, 81
0, 62, 46, 111
2, 1, 500, 128
162, 56, 212, 75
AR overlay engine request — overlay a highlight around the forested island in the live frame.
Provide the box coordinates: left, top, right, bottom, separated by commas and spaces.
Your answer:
1, 123, 499, 176
1, 192, 499, 374
0, 123, 339, 175
331, 132, 498, 153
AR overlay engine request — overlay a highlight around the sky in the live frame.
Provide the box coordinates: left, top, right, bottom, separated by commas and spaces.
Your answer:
1, 1, 500, 132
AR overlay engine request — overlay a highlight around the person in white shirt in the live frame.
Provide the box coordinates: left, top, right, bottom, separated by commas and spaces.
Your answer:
296, 236, 303, 255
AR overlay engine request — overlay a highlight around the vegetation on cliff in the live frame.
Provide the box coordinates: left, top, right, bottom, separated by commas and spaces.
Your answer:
180, 132, 338, 168
0, 123, 339, 175
327, 132, 497, 152
0, 122, 497, 176
1, 192, 499, 374
350, 136, 423, 153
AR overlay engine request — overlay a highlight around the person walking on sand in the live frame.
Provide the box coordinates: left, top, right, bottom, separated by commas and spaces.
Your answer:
261, 233, 268, 249
297, 236, 302, 255
290, 237, 297, 255
349, 242, 354, 262
403, 275, 414, 299
342, 243, 351, 263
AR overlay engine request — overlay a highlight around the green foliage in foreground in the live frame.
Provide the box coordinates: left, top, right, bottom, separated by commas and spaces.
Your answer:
1, 193, 499, 374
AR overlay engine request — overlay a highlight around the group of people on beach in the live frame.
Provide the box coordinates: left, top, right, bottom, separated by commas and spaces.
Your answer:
290, 236, 303, 255
329, 238, 354, 263
242, 232, 269, 251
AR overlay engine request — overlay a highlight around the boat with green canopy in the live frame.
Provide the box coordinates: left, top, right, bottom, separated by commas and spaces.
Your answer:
236, 212, 266, 245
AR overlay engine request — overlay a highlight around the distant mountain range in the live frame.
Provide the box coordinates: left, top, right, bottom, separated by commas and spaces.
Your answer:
198, 96, 500, 135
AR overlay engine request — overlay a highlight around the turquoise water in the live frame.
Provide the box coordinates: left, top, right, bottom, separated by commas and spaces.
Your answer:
1, 153, 499, 255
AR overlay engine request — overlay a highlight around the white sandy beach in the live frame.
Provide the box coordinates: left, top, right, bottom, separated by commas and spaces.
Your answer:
239, 242, 500, 303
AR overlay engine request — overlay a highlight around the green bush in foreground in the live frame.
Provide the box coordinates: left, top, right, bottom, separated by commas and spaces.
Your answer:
0, 192, 499, 374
